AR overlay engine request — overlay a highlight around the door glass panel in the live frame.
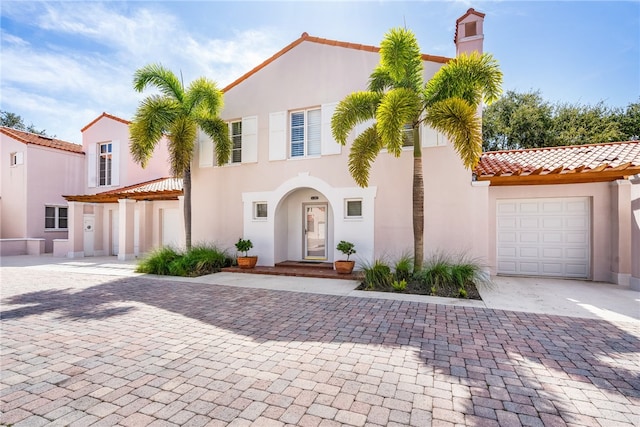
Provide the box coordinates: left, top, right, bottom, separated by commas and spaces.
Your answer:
305, 205, 326, 259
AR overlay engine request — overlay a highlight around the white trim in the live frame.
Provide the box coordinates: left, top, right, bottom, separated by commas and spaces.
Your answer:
269, 111, 287, 161
198, 129, 214, 168
111, 140, 120, 186
321, 102, 341, 155
242, 116, 258, 163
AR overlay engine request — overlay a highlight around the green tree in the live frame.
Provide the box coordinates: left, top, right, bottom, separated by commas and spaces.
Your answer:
551, 101, 623, 146
332, 28, 502, 272
129, 64, 231, 250
1, 110, 50, 136
481, 90, 553, 151
615, 99, 640, 140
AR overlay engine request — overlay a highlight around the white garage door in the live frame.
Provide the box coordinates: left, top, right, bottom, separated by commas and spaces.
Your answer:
497, 197, 590, 278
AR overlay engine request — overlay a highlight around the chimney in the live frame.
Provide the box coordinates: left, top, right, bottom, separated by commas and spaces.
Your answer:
454, 8, 485, 56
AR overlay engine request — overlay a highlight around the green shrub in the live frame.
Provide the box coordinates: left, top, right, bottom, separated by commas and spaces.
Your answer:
362, 259, 392, 290
235, 238, 253, 256
135, 246, 181, 275
391, 279, 407, 292
415, 252, 489, 297
393, 253, 413, 282
136, 244, 231, 277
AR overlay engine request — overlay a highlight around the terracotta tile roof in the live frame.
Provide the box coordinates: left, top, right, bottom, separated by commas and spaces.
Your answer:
81, 112, 130, 133
64, 177, 183, 203
0, 126, 83, 154
224, 32, 451, 93
475, 141, 640, 185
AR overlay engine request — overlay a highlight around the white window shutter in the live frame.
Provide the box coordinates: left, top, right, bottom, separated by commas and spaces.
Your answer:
321, 102, 341, 155
242, 116, 258, 163
111, 140, 120, 186
198, 129, 214, 168
421, 123, 447, 147
354, 118, 375, 140
269, 111, 286, 161
15, 151, 24, 165
88, 142, 97, 188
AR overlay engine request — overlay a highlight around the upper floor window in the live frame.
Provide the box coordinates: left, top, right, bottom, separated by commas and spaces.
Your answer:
98, 142, 112, 186
45, 206, 68, 230
402, 124, 415, 147
290, 108, 321, 158
10, 152, 23, 166
230, 120, 242, 163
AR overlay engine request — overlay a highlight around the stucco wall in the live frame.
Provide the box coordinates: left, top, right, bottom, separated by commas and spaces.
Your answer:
82, 116, 172, 195
1, 136, 27, 239
191, 40, 486, 266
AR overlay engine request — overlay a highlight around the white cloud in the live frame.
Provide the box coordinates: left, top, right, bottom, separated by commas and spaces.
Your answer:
0, 2, 284, 142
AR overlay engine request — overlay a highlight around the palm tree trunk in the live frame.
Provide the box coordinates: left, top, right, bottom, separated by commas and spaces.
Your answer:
413, 128, 424, 272
183, 166, 192, 250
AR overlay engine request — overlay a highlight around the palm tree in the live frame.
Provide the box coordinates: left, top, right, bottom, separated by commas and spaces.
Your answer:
332, 28, 502, 272
129, 63, 231, 250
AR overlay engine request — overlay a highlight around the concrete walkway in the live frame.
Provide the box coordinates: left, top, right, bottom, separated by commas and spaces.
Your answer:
1, 255, 639, 426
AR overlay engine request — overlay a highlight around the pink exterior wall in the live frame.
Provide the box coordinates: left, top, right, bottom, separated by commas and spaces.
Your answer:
630, 175, 640, 290
82, 115, 172, 195
191, 39, 488, 266
488, 183, 612, 282
1, 133, 85, 253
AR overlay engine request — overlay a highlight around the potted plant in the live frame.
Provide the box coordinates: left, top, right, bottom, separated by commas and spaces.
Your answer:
335, 240, 356, 274
235, 238, 258, 269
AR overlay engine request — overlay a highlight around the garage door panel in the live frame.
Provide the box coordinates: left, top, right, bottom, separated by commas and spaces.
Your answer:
497, 197, 590, 279
541, 263, 563, 275
542, 201, 563, 213
519, 247, 539, 258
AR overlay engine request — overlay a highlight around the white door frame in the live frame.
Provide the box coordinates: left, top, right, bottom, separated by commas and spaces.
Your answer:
303, 203, 328, 260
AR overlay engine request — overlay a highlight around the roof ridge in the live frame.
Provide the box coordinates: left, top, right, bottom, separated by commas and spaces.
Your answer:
483, 140, 639, 155
223, 32, 451, 93
0, 126, 83, 154
81, 112, 130, 133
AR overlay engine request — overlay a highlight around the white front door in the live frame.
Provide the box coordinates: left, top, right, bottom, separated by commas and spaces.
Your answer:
83, 215, 95, 257
303, 204, 327, 260
496, 197, 590, 278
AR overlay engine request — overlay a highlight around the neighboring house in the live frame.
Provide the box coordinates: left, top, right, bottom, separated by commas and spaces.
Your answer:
60, 113, 183, 259
0, 127, 85, 255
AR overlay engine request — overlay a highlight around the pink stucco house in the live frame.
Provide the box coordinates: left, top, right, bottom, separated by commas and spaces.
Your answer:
59, 113, 182, 259
0, 127, 85, 255
56, 8, 640, 290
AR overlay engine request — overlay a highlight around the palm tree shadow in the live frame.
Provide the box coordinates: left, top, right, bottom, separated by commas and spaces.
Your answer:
2, 275, 638, 408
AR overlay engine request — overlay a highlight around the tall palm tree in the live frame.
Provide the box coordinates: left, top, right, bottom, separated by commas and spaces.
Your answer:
129, 63, 231, 250
332, 28, 502, 272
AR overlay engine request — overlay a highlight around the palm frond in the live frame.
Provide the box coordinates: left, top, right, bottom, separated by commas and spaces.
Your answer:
424, 52, 503, 108
425, 98, 482, 169
376, 87, 421, 156
199, 117, 231, 166
332, 91, 381, 144
133, 63, 185, 103
368, 67, 394, 93
185, 77, 224, 117
129, 95, 179, 167
166, 116, 197, 176
348, 126, 383, 187
379, 27, 424, 91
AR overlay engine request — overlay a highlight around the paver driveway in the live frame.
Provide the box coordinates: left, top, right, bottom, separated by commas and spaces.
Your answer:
1, 267, 639, 426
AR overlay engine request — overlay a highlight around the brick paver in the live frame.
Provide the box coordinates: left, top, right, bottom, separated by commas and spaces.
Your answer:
1, 267, 639, 426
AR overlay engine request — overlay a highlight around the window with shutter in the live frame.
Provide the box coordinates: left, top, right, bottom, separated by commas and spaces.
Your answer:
230, 120, 242, 163
290, 108, 321, 158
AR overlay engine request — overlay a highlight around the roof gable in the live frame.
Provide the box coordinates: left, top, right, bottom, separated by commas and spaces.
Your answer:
476, 141, 640, 185
0, 126, 84, 154
81, 112, 130, 133
223, 32, 451, 93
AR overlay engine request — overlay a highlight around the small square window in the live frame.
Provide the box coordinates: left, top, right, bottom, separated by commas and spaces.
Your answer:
345, 199, 362, 219
254, 202, 267, 220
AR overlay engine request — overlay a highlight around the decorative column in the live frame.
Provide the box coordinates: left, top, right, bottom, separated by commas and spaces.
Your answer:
118, 199, 136, 261
67, 201, 85, 258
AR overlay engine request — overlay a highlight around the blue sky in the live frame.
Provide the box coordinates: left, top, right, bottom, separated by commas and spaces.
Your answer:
1, 1, 638, 144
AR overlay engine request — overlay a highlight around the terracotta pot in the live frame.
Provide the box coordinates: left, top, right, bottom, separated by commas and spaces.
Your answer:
237, 256, 258, 269
334, 260, 355, 274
